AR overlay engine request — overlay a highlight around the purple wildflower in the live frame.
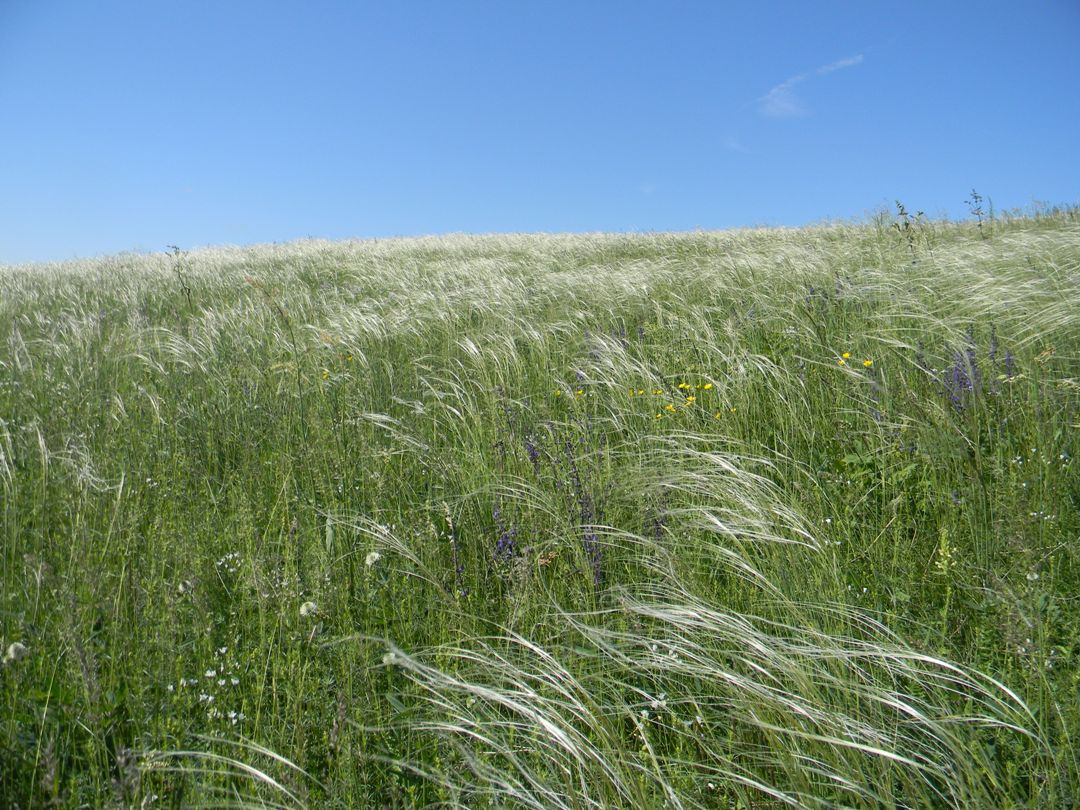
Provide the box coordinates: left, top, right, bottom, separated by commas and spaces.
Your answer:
524, 435, 541, 476
1004, 349, 1018, 379
493, 504, 516, 563
964, 341, 982, 393
944, 349, 977, 411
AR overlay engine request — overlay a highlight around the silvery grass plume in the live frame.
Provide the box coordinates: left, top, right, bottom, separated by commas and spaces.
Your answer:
142, 736, 322, 810
356, 444, 1047, 808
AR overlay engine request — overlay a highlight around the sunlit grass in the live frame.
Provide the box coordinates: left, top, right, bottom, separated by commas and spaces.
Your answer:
1, 211, 1078, 806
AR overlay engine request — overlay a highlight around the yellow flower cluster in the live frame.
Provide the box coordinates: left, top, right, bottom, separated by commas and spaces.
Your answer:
837, 351, 873, 368
555, 378, 727, 421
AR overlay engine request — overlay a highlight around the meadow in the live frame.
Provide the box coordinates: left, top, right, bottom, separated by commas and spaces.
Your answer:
1, 208, 1078, 808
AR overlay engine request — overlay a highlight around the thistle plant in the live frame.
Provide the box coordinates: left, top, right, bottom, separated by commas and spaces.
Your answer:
965, 188, 986, 236
893, 199, 926, 260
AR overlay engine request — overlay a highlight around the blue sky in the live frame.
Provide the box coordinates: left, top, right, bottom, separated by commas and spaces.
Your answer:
1, 1, 1078, 263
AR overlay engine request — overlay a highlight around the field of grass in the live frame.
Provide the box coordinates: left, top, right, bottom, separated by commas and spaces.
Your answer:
1, 209, 1078, 808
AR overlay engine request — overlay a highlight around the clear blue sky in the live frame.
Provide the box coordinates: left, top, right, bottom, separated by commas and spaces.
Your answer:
2, 1, 1078, 263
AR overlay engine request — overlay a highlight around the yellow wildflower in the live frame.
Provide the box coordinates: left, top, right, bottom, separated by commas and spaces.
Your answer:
703, 383, 713, 390
321, 369, 330, 380
652, 388, 664, 396
575, 389, 584, 397
842, 352, 851, 360
637, 389, 645, 396
863, 359, 873, 368
664, 403, 677, 412
685, 395, 696, 404
837, 359, 846, 366
678, 382, 690, 390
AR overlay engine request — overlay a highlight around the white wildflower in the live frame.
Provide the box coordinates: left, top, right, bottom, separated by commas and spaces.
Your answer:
299, 601, 318, 618
3, 641, 28, 665
365, 551, 382, 568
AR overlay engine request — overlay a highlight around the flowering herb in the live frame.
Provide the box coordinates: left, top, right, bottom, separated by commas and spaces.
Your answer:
493, 504, 516, 564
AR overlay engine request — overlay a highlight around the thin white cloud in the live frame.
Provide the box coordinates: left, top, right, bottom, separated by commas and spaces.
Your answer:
816, 54, 864, 76
759, 76, 808, 118
758, 54, 863, 118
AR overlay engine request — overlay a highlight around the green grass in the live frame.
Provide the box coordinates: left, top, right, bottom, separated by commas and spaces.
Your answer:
1, 209, 1078, 807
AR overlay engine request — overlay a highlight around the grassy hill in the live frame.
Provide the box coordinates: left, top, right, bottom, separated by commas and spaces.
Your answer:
2, 210, 1078, 807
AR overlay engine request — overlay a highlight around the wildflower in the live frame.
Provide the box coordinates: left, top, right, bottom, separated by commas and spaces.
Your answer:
554, 389, 562, 396
575, 389, 584, 397
714, 411, 722, 419
652, 388, 663, 396
863, 359, 873, 368
842, 352, 851, 360
664, 403, 676, 412
637, 389, 645, 396
685, 395, 696, 404
1004, 350, 1018, 379
3, 642, 28, 665
837, 359, 846, 366
493, 505, 515, 563
524, 436, 541, 474
934, 527, 954, 576
703, 383, 713, 390
944, 349, 978, 411
299, 601, 318, 618
677, 382, 690, 390
321, 369, 330, 380
655, 412, 663, 419
365, 551, 381, 568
